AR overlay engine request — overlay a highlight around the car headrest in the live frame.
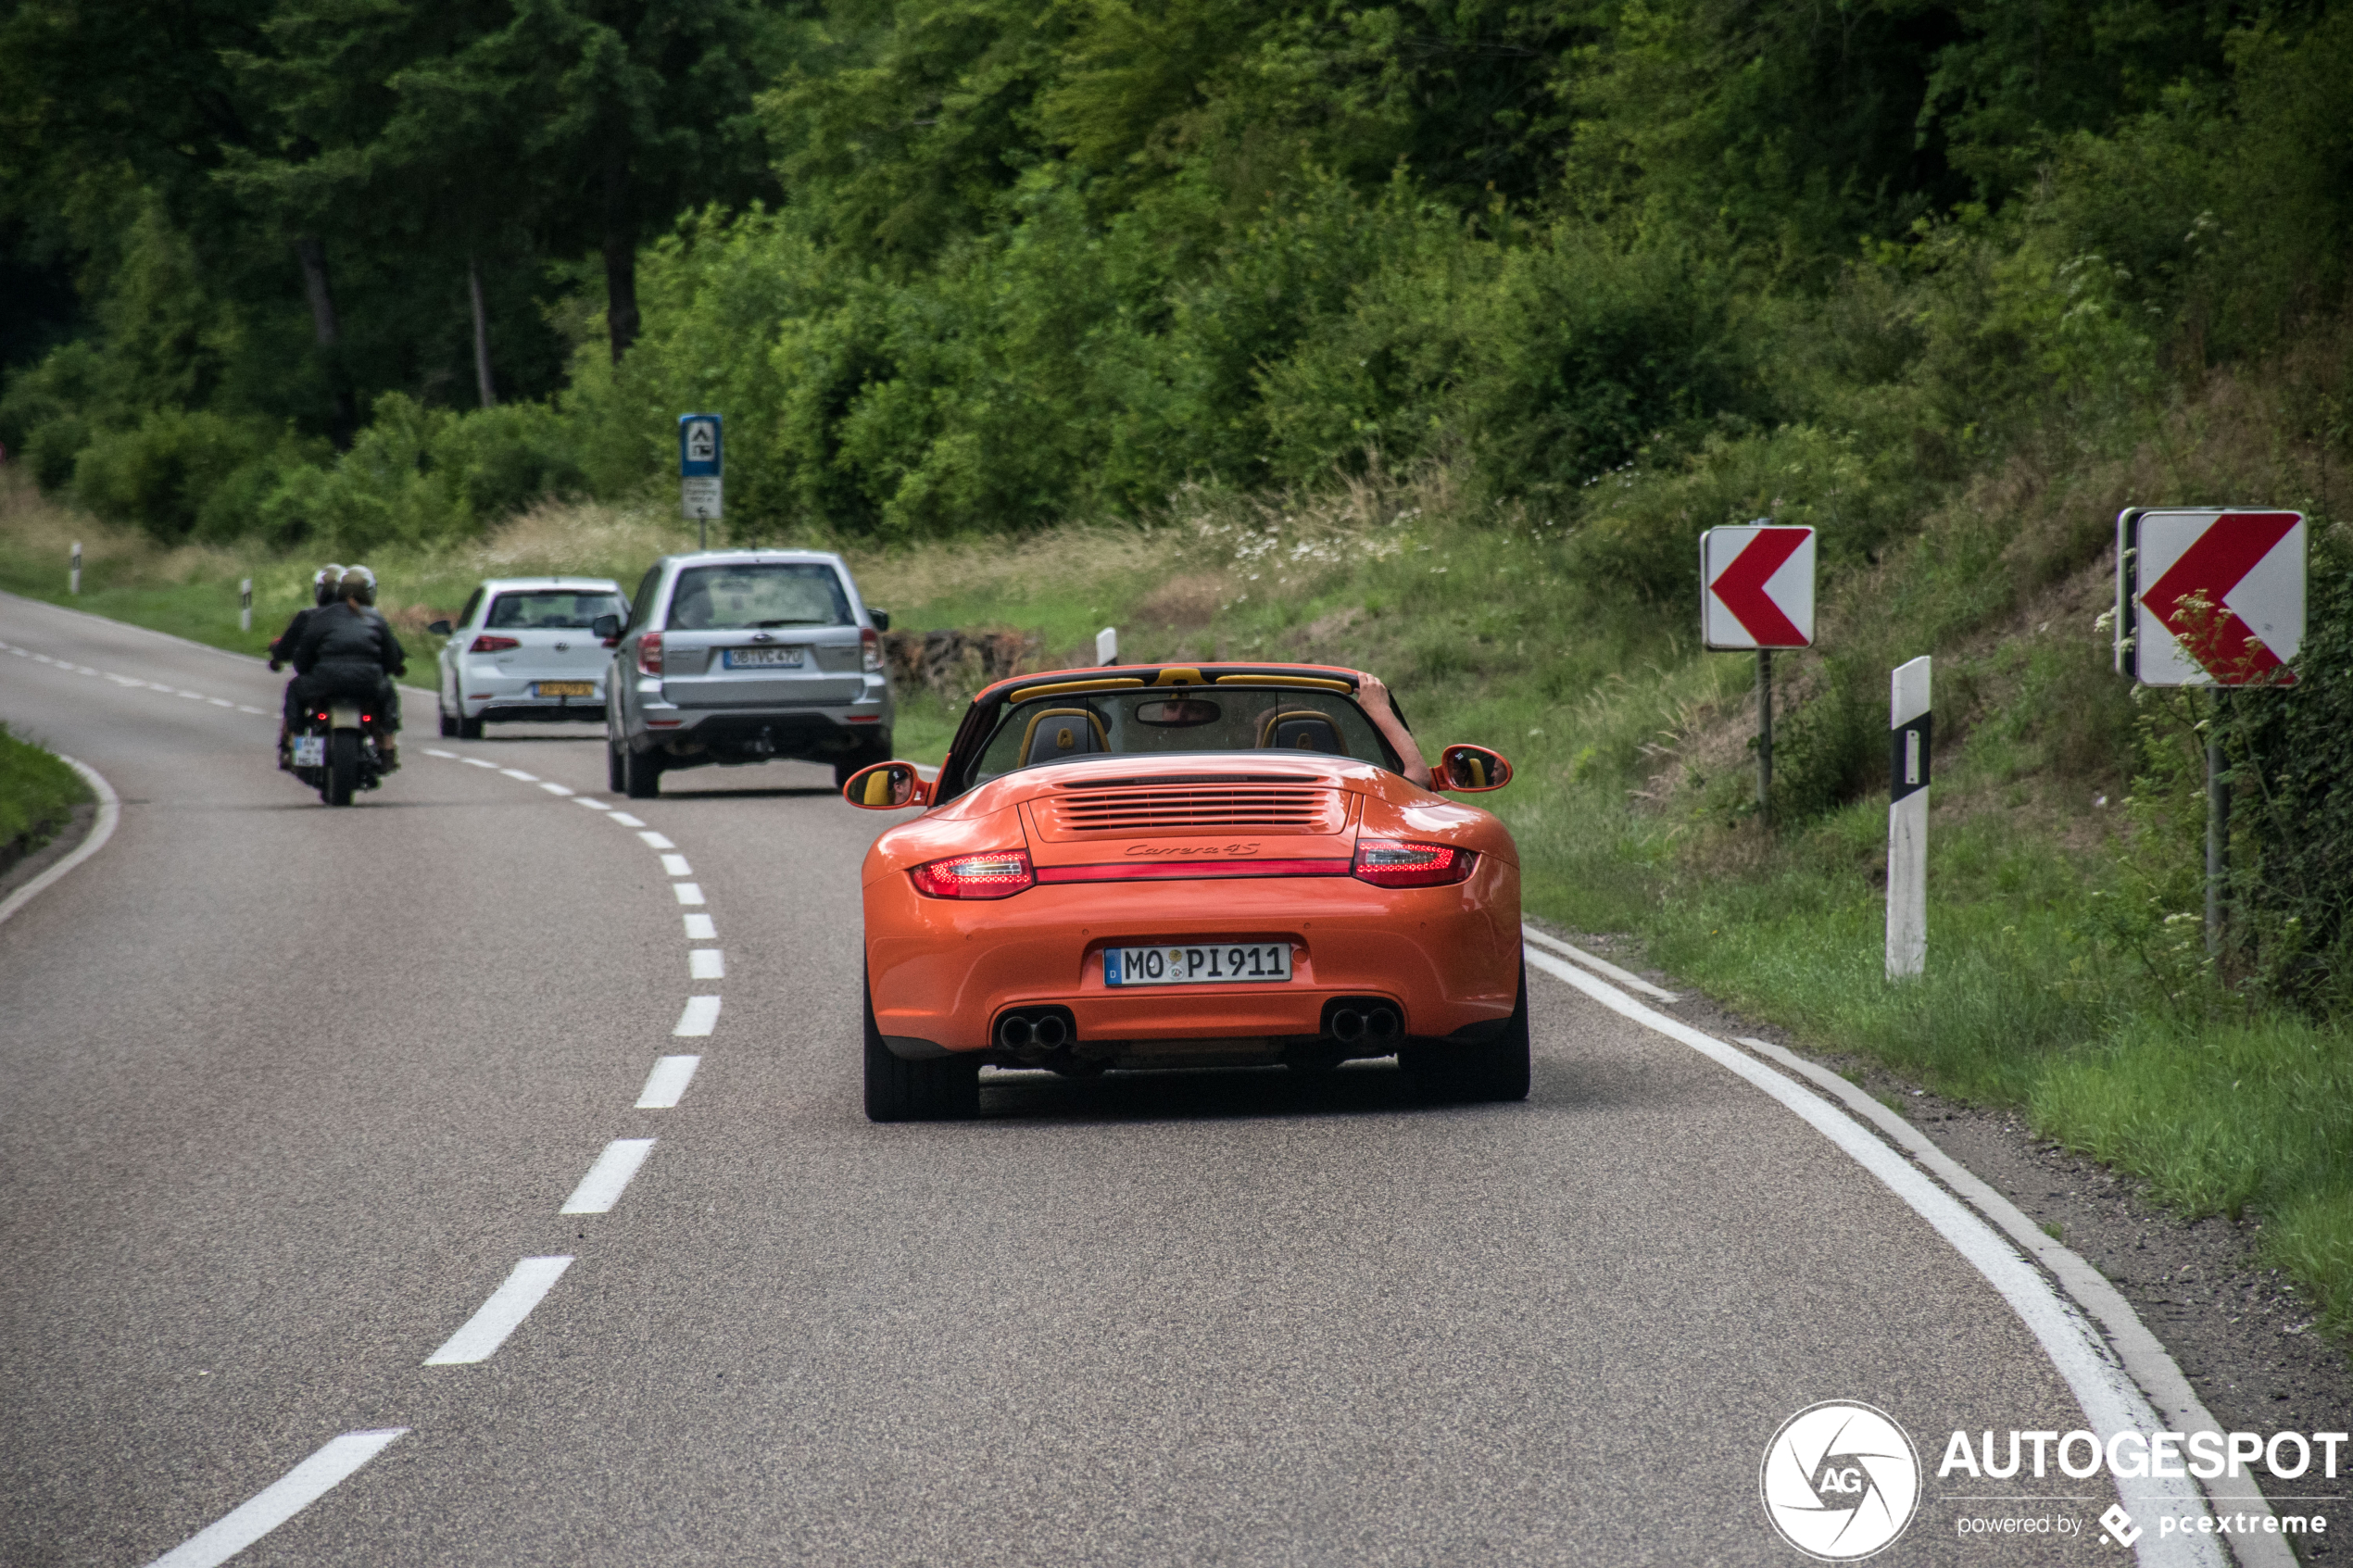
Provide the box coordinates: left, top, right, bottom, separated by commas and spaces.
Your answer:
1020, 708, 1109, 768
1257, 709, 1342, 754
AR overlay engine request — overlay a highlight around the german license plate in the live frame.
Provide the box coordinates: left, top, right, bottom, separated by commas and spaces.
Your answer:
535, 681, 595, 697
1105, 943, 1292, 986
723, 646, 804, 669
292, 734, 326, 767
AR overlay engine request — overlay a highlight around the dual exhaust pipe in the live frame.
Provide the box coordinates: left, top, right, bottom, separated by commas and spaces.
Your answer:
1327, 1004, 1401, 1045
997, 1010, 1071, 1051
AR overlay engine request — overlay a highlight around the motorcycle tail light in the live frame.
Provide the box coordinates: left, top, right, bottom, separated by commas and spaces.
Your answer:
910, 848, 1034, 899
862, 626, 882, 673
1352, 839, 1476, 888
470, 633, 519, 653
636, 632, 663, 676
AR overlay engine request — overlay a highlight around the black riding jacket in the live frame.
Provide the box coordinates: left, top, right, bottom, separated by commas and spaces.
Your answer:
268, 607, 317, 671
293, 603, 409, 684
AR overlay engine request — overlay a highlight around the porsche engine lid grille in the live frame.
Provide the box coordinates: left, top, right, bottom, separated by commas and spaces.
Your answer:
1036, 778, 1347, 838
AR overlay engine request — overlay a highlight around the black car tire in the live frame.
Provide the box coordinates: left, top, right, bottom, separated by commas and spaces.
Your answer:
438, 708, 459, 738
621, 743, 662, 799
608, 737, 627, 794
1403, 959, 1530, 1101
863, 980, 979, 1122
457, 712, 484, 740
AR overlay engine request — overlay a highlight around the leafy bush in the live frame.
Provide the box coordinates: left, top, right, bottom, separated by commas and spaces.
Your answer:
71, 409, 275, 543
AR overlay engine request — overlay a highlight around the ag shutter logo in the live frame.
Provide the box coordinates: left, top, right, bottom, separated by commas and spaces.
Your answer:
1761, 1401, 1922, 1560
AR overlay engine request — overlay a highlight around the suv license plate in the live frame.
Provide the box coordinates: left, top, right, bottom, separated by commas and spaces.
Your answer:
1105, 944, 1291, 986
723, 646, 805, 669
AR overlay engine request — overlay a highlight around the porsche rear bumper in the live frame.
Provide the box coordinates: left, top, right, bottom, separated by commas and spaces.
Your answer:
864, 859, 1521, 1056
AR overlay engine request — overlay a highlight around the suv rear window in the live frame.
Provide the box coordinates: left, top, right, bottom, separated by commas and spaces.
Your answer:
485, 590, 625, 630
666, 564, 850, 631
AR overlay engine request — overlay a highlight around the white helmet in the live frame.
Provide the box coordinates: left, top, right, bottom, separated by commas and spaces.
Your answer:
338, 565, 378, 606
313, 563, 346, 606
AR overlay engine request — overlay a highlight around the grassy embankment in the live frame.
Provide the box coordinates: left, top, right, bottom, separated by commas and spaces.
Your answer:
0, 721, 93, 873
4, 390, 2347, 1341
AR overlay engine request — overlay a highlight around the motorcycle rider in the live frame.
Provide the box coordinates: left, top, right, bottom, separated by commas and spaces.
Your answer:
291, 566, 407, 769
270, 564, 344, 769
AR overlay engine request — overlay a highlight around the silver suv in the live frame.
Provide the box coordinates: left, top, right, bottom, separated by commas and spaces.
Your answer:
599, 550, 895, 798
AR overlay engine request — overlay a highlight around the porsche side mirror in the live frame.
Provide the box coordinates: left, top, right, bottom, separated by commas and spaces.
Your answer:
1436, 744, 1512, 793
869, 608, 891, 633
427, 619, 453, 636
843, 760, 930, 809
591, 614, 622, 644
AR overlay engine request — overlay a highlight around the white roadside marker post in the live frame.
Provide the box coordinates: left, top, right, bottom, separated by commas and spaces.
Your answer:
239, 577, 253, 633
1886, 656, 1931, 980
1096, 626, 1118, 665
69, 540, 82, 595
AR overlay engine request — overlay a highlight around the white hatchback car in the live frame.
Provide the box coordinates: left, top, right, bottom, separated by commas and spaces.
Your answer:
431, 577, 630, 739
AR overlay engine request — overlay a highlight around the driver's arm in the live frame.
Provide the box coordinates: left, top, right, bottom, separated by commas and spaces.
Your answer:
1357, 675, 1432, 789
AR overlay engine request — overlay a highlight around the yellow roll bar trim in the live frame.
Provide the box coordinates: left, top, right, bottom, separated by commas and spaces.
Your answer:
1212, 673, 1355, 693
1153, 667, 1205, 686
1005, 676, 1148, 703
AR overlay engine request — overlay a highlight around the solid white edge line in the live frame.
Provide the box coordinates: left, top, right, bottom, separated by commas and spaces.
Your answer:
559, 1137, 657, 1214
635, 1055, 701, 1109
0, 756, 121, 931
1522, 925, 1680, 1003
144, 1428, 409, 1568
688, 948, 724, 980
1727, 1035, 2297, 1566
673, 996, 721, 1036
1522, 944, 2225, 1568
423, 1255, 573, 1364
683, 913, 717, 940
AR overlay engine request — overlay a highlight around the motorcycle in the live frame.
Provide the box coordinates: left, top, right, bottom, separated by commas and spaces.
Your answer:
288, 697, 391, 805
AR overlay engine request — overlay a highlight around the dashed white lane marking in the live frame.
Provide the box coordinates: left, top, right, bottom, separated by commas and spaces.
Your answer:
498, 768, 538, 782
423, 748, 457, 759
538, 782, 573, 796
683, 913, 716, 940
208, 696, 233, 708
145, 1428, 409, 1568
236, 705, 265, 715
635, 1056, 701, 1110
688, 948, 724, 980
660, 854, 692, 877
574, 797, 611, 811
672, 882, 705, 906
423, 1256, 573, 1365
463, 758, 497, 770
637, 830, 676, 849
673, 996, 721, 1036
608, 812, 646, 828
560, 1139, 657, 1215
177, 689, 205, 700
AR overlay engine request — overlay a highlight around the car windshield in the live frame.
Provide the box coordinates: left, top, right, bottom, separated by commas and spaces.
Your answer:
968, 687, 1397, 785
666, 564, 851, 631
485, 590, 625, 630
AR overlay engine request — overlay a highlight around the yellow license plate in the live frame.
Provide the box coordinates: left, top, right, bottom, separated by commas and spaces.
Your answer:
536, 682, 595, 697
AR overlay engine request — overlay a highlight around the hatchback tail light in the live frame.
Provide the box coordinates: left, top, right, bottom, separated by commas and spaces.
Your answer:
862, 625, 882, 673
1352, 839, 1477, 888
636, 631, 663, 676
910, 848, 1035, 899
469, 633, 519, 654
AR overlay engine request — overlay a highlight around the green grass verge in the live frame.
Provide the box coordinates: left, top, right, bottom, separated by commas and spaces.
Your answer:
0, 723, 94, 858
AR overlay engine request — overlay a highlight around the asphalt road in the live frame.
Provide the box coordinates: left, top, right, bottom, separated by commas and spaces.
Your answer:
2, 591, 2148, 1565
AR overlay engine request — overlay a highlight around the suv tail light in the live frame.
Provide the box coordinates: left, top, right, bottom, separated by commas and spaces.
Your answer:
862, 625, 882, 673
635, 631, 663, 676
469, 633, 519, 654
910, 848, 1035, 899
1352, 839, 1477, 888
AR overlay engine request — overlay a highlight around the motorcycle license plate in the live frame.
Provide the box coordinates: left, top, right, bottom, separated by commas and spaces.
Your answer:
535, 681, 595, 697
1105, 943, 1292, 986
292, 735, 326, 767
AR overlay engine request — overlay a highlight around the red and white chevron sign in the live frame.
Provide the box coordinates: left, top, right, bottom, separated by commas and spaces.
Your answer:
2120, 508, 2306, 686
1702, 525, 1816, 650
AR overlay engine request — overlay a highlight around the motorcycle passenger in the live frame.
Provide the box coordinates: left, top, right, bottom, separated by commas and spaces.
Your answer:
291, 567, 407, 769
270, 564, 344, 768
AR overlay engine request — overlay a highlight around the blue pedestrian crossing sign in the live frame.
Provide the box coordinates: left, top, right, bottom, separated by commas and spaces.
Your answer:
678, 414, 723, 477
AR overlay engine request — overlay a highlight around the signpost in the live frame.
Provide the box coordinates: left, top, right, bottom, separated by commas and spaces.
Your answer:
1702, 523, 1817, 828
1887, 658, 1931, 979
2115, 507, 2307, 953
678, 414, 724, 548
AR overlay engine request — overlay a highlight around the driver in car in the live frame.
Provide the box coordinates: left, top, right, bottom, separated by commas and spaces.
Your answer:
290, 567, 409, 769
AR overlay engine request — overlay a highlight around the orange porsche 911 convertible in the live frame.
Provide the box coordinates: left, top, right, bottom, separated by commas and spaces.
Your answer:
841, 663, 1524, 1121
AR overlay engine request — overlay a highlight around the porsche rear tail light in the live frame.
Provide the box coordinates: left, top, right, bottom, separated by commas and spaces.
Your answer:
862, 625, 882, 673
910, 848, 1035, 899
636, 632, 663, 676
469, 633, 519, 654
1352, 839, 1476, 888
